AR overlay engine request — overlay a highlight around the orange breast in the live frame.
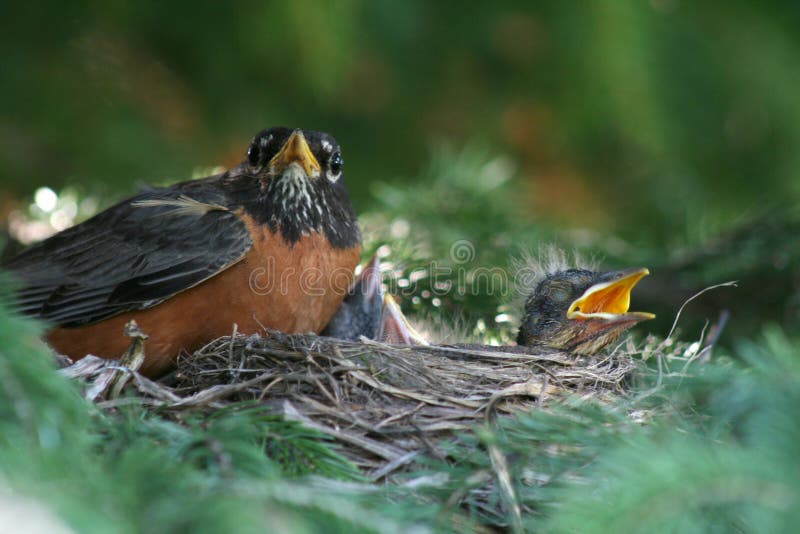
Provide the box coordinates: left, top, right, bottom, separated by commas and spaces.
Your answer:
47, 227, 360, 377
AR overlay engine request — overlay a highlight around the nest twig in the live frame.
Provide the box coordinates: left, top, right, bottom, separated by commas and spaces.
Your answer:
172, 332, 634, 472
65, 329, 637, 478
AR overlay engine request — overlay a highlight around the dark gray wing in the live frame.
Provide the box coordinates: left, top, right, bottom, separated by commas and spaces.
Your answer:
3, 181, 252, 327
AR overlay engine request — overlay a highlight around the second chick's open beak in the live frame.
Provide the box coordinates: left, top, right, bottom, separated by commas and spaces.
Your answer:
380, 294, 429, 346
269, 129, 321, 177
567, 267, 655, 324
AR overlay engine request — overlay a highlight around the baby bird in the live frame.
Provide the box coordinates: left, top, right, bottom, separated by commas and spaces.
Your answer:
322, 254, 428, 345
516, 266, 654, 353
321, 255, 383, 341
324, 254, 653, 354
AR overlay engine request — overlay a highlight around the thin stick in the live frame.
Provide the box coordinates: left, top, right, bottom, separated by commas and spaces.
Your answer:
662, 281, 737, 347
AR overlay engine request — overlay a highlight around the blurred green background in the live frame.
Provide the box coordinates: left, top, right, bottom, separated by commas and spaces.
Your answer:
2, 0, 799, 337
2, 4, 800, 531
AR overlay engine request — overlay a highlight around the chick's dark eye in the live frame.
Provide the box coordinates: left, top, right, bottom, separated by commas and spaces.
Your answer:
330, 152, 343, 174
247, 144, 259, 166
548, 285, 571, 303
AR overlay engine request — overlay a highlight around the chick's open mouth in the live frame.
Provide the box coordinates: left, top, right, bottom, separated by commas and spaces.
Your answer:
567, 267, 656, 322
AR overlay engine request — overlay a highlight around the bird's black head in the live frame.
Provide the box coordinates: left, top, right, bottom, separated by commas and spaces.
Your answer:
230, 127, 359, 248
246, 127, 345, 184
517, 267, 654, 354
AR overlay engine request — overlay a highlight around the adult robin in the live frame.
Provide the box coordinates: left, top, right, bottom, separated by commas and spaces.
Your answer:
3, 127, 361, 376
325, 257, 653, 354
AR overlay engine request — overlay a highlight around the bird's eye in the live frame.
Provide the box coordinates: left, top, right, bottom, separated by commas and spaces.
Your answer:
548, 285, 571, 303
330, 152, 343, 174
247, 144, 259, 166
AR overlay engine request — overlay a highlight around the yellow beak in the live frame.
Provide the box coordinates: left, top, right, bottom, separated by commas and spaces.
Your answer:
269, 129, 321, 177
567, 267, 656, 321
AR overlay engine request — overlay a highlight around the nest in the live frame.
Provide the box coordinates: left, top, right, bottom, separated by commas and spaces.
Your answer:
65, 329, 637, 478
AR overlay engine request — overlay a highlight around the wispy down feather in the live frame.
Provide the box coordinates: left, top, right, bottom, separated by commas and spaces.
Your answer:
510, 244, 599, 302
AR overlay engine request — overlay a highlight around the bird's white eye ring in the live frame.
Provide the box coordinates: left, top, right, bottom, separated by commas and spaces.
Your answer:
327, 151, 343, 182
